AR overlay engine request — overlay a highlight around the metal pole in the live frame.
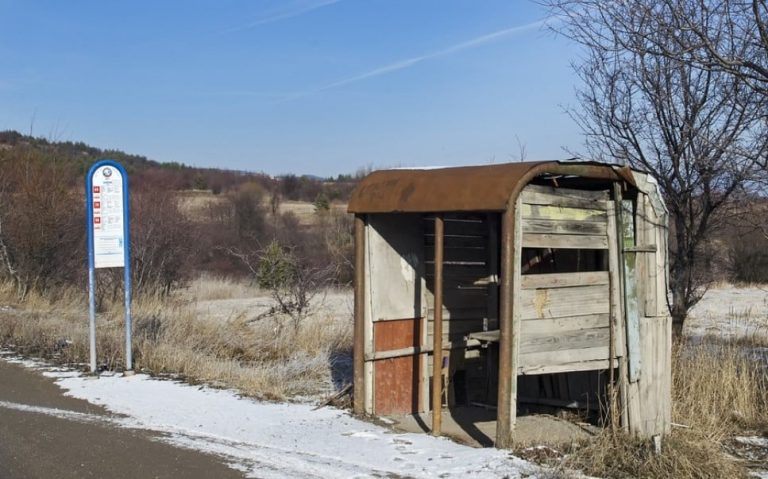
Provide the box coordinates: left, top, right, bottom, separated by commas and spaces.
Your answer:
86, 167, 97, 374
353, 215, 366, 415
88, 266, 97, 373
431, 214, 444, 436
123, 167, 132, 372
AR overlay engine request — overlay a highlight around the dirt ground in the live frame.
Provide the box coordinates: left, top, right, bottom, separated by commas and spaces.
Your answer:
390, 407, 596, 448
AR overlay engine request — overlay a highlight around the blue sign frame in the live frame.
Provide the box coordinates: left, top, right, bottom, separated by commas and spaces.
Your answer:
86, 159, 133, 373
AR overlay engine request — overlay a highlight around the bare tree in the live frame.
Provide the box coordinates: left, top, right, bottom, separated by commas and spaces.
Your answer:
543, 0, 768, 334
639, 0, 767, 99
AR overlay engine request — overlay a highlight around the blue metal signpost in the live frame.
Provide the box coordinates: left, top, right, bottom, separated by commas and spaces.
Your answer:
86, 160, 132, 374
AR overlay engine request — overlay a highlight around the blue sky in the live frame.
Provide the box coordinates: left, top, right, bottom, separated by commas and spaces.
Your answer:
0, 1, 583, 176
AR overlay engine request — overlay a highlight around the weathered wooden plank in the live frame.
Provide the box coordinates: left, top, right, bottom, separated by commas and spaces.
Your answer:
520, 327, 610, 354
521, 271, 609, 290
522, 218, 607, 236
521, 193, 610, 212
522, 233, 609, 250
621, 198, 642, 383
520, 358, 618, 376
520, 285, 611, 320
521, 313, 611, 335
519, 346, 611, 370
509, 195, 523, 430
523, 183, 611, 201
521, 204, 608, 222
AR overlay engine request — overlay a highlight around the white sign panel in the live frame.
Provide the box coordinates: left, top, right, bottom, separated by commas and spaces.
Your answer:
92, 166, 126, 268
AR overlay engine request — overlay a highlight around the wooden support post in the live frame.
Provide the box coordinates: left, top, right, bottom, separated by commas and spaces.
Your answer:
353, 215, 366, 415
495, 204, 517, 448
431, 214, 445, 436
611, 185, 630, 430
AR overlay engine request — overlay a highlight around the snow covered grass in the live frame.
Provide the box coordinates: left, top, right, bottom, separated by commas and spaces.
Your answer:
2, 354, 538, 479
0, 278, 353, 400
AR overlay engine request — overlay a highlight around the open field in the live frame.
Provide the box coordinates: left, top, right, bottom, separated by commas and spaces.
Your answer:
177, 190, 348, 226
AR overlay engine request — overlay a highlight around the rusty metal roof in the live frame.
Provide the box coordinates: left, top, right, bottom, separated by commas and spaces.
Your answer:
348, 161, 635, 213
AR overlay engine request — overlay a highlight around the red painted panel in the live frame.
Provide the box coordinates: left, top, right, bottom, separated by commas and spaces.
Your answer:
373, 319, 422, 415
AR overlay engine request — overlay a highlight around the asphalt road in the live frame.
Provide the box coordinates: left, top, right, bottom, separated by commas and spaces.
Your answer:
0, 360, 244, 479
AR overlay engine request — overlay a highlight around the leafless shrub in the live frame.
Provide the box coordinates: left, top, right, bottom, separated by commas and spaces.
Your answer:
228, 240, 334, 332
0, 148, 84, 299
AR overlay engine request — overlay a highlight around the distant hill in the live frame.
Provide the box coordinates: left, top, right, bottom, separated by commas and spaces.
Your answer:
0, 130, 358, 202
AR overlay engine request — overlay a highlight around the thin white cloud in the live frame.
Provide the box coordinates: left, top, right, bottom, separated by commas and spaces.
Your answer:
281, 18, 552, 102
219, 0, 341, 35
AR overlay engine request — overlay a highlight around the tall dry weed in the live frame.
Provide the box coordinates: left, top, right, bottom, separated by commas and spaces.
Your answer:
0, 279, 353, 400
557, 335, 767, 478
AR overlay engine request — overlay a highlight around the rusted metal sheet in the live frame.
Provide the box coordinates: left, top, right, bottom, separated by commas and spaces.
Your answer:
374, 318, 421, 352
348, 161, 636, 214
374, 356, 421, 415
373, 319, 422, 415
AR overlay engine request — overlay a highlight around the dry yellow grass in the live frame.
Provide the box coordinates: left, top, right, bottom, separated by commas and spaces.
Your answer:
542, 333, 768, 479
0, 279, 353, 400
3, 279, 767, 477
175, 189, 347, 226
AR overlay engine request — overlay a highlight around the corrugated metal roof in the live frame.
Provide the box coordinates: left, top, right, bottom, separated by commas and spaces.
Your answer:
348, 161, 634, 213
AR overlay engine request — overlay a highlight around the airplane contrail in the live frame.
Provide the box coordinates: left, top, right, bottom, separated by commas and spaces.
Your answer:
219, 0, 341, 34
280, 17, 551, 102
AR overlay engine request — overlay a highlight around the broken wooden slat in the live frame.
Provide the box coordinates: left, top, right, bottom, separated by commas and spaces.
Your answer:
520, 358, 619, 375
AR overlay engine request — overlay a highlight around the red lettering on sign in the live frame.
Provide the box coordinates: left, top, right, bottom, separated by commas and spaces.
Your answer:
93, 186, 100, 193
94, 217, 101, 224
94, 201, 101, 209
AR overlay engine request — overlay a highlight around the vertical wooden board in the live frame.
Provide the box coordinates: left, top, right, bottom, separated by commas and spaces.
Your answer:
628, 315, 672, 437
610, 198, 630, 430
607, 203, 625, 357
364, 222, 375, 414
641, 195, 659, 317
374, 355, 422, 415
663, 315, 672, 432
635, 197, 648, 318
511, 197, 523, 428
622, 199, 642, 383
367, 214, 426, 322
656, 223, 669, 318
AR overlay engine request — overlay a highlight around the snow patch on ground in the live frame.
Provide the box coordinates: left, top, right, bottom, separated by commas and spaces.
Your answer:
43, 370, 538, 478
687, 287, 768, 340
